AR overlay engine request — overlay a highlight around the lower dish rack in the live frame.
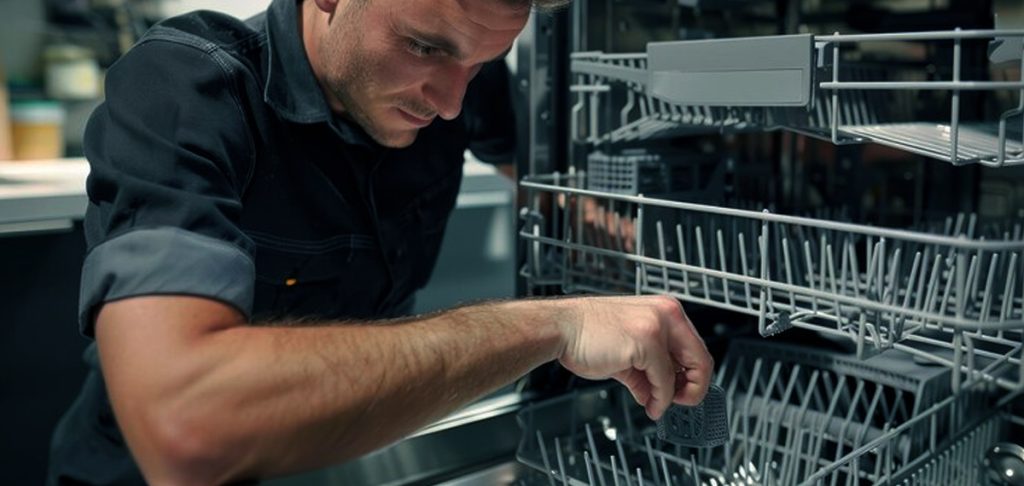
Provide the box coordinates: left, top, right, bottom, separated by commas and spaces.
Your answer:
515, 339, 1021, 486
520, 172, 1024, 393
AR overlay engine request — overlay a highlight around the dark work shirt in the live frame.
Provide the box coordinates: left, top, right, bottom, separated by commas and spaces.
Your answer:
48, 0, 516, 483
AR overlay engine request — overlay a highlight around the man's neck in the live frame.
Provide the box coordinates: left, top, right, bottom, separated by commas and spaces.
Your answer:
300, 0, 348, 114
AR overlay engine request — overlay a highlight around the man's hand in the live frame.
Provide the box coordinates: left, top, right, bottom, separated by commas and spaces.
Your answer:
555, 295, 713, 420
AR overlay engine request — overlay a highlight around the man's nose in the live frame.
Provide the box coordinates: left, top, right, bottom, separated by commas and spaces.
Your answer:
424, 65, 474, 121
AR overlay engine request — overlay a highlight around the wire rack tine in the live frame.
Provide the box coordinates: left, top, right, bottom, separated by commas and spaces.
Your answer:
657, 221, 670, 294
717, 230, 732, 307
675, 224, 692, 298
585, 424, 607, 486
616, 435, 632, 486
555, 436, 569, 486
585, 451, 597, 486
695, 226, 710, 299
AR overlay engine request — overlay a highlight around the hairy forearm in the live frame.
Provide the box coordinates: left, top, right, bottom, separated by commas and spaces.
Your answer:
144, 299, 568, 483
99, 293, 712, 485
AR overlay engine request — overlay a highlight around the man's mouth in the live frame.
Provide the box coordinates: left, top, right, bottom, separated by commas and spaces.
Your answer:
396, 107, 435, 128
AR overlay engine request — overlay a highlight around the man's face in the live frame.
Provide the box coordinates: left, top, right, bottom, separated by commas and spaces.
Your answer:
309, 0, 528, 148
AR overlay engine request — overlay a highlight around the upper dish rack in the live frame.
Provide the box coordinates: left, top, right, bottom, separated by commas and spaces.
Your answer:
570, 29, 1024, 167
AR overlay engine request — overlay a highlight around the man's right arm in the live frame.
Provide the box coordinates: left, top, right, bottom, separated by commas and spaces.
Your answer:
95, 293, 712, 485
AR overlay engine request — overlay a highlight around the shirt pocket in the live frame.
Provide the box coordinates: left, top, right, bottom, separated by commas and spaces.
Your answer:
249, 232, 389, 322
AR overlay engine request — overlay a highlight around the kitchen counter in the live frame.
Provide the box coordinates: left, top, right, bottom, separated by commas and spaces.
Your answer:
0, 156, 512, 236
0, 159, 90, 234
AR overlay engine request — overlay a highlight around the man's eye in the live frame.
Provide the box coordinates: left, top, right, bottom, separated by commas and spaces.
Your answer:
408, 40, 439, 57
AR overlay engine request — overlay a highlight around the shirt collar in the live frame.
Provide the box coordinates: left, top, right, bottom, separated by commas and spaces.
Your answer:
263, 0, 376, 147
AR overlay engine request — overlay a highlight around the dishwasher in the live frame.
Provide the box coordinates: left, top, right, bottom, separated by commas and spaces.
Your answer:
509, 1, 1024, 485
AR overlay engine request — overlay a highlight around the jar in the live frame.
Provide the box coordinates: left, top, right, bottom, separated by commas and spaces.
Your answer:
0, 66, 11, 160
43, 45, 101, 101
10, 101, 65, 160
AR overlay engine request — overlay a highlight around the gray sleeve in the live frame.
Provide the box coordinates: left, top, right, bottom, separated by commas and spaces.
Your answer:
79, 227, 255, 336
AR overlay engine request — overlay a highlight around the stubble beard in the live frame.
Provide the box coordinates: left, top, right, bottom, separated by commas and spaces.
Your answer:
319, 11, 420, 148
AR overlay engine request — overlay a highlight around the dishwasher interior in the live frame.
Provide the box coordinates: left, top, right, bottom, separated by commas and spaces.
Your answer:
512, 1, 1024, 484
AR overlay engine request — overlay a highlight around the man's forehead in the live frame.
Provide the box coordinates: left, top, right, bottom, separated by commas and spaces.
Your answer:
453, 0, 531, 31
392, 0, 528, 61
394, 0, 529, 35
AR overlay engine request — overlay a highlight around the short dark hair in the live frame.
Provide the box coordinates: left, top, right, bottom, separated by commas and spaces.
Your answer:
351, 0, 571, 14
505, 0, 572, 13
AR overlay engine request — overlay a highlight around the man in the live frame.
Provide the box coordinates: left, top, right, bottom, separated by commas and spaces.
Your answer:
48, 0, 714, 484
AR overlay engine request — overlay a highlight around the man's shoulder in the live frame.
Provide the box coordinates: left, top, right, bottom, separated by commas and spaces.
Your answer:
102, 10, 269, 105
134, 10, 266, 65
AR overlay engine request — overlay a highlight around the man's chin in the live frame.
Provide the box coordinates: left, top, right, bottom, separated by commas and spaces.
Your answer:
367, 127, 420, 149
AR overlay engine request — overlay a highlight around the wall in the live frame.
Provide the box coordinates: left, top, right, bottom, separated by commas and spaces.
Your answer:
156, 0, 271, 20
0, 0, 48, 84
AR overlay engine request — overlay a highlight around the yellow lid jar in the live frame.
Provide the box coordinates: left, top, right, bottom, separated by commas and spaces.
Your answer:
10, 100, 65, 161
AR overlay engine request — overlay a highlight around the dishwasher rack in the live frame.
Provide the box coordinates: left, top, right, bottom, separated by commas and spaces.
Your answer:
520, 173, 1024, 393
569, 30, 1024, 167
516, 340, 1020, 486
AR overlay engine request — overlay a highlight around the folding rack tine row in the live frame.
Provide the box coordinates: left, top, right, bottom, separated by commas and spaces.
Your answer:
520, 173, 1024, 393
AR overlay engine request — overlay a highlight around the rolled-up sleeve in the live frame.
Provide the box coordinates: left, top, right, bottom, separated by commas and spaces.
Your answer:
79, 34, 257, 336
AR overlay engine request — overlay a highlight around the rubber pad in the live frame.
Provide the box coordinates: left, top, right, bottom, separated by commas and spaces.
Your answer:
656, 384, 729, 448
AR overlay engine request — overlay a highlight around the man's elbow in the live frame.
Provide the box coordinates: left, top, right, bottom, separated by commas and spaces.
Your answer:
93, 296, 253, 484
137, 402, 250, 485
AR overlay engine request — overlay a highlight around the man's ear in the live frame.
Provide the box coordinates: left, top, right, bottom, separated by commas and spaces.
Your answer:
312, 0, 340, 14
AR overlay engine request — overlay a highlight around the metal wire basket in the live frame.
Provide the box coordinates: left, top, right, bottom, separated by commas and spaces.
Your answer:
520, 172, 1024, 393
585, 149, 726, 198
570, 29, 1024, 167
516, 340, 1020, 486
